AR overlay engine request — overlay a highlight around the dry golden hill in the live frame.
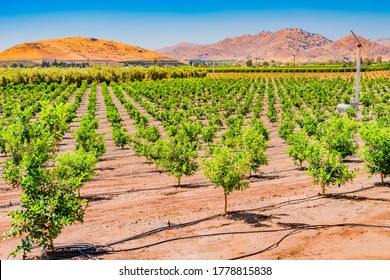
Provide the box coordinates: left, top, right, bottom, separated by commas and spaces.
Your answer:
0, 37, 180, 63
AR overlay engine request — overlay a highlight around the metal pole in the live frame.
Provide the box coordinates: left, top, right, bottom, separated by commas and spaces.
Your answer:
355, 46, 361, 103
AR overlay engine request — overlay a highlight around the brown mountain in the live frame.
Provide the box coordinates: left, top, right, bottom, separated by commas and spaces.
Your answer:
375, 38, 390, 48
0, 37, 180, 63
157, 29, 390, 63
306, 35, 390, 62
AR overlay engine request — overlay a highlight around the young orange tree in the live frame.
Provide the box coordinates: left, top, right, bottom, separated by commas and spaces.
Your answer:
360, 122, 390, 183
3, 104, 91, 258
202, 145, 250, 215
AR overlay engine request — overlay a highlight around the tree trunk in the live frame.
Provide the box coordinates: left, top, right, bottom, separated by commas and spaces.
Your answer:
299, 160, 302, 170
50, 238, 54, 252
78, 188, 81, 197
322, 185, 326, 195
381, 173, 384, 183
224, 192, 228, 215
178, 177, 181, 187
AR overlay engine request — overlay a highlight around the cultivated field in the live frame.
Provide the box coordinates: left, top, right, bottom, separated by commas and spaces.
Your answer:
0, 72, 389, 260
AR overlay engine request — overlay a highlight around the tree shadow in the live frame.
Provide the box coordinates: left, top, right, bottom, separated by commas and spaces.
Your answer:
374, 182, 390, 188
84, 195, 113, 203
0, 201, 20, 209
95, 166, 115, 171
343, 158, 363, 163
40, 244, 108, 260
175, 183, 211, 189
227, 211, 286, 228
246, 174, 283, 182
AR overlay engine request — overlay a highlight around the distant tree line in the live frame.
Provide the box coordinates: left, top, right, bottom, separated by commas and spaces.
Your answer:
0, 66, 207, 85
42, 59, 90, 68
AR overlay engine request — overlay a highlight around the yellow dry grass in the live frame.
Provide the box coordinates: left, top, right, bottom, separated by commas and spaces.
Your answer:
0, 37, 177, 62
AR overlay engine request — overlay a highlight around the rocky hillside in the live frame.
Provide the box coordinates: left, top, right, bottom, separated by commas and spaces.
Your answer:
158, 29, 390, 63
376, 38, 390, 48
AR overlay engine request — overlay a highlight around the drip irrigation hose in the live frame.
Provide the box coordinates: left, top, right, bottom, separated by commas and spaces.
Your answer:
49, 220, 390, 260
230, 223, 390, 260
29, 185, 388, 259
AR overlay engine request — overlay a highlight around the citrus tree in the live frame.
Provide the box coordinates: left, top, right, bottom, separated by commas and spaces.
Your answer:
202, 145, 250, 215
239, 124, 268, 175
2, 103, 90, 258
278, 119, 296, 141
316, 115, 358, 159
286, 129, 311, 169
360, 122, 390, 183
158, 135, 199, 187
306, 141, 357, 195
55, 150, 97, 197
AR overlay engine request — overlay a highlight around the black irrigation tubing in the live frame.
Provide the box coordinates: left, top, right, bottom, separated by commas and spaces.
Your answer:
104, 213, 224, 248
105, 228, 294, 254
13, 185, 389, 259
230, 223, 390, 260
53, 222, 390, 260
46, 214, 224, 258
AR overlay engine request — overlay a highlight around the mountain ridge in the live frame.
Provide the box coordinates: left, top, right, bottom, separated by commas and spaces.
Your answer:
157, 28, 390, 63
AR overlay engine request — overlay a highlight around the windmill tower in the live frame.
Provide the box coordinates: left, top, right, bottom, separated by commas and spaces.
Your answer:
337, 30, 363, 111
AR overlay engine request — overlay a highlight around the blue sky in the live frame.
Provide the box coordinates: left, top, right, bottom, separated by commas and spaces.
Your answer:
1, 1, 389, 51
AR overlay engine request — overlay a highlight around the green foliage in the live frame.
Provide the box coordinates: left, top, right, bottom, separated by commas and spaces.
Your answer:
55, 150, 97, 196
0, 67, 207, 86
266, 107, 278, 124
316, 115, 358, 159
301, 114, 318, 137
361, 107, 372, 122
38, 101, 71, 143
278, 119, 297, 141
112, 127, 131, 149
345, 107, 358, 120
286, 130, 311, 169
202, 145, 250, 214
306, 141, 357, 195
250, 117, 270, 141
201, 125, 217, 143
176, 121, 202, 143
135, 125, 161, 142
360, 91, 375, 107
2, 103, 88, 258
239, 124, 268, 175
74, 116, 106, 157
221, 115, 245, 146
158, 137, 199, 186
101, 82, 132, 149
0, 132, 6, 155
74, 82, 106, 158
5, 176, 86, 258
360, 122, 390, 183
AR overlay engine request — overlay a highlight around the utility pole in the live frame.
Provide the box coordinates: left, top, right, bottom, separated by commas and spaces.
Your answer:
293, 54, 296, 77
